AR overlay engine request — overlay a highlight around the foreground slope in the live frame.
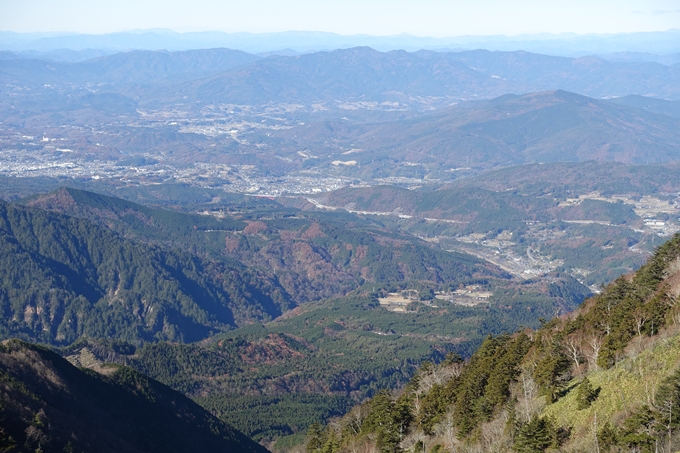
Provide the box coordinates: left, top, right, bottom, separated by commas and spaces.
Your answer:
0, 339, 268, 453
306, 233, 680, 453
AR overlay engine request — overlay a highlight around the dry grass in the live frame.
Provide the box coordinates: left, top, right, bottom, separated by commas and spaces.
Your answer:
543, 324, 680, 451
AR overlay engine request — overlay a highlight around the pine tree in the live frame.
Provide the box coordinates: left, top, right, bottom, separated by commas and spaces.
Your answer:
513, 415, 556, 453
576, 377, 599, 410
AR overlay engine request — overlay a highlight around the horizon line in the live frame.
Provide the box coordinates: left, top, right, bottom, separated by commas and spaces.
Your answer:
2, 28, 680, 40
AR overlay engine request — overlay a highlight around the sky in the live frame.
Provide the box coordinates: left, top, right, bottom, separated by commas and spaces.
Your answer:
1, 0, 679, 36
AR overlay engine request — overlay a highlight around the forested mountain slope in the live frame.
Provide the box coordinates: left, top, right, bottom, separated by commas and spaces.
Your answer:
0, 339, 268, 453
0, 199, 291, 344
305, 233, 680, 453
23, 186, 247, 251
24, 187, 508, 303
65, 269, 589, 446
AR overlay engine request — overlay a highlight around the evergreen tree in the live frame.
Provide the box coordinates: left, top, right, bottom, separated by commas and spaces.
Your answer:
575, 377, 599, 410
533, 351, 571, 403
513, 415, 556, 453
597, 423, 618, 452
306, 423, 324, 453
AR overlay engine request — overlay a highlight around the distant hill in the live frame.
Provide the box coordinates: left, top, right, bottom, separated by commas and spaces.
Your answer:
312, 160, 678, 286
0, 47, 260, 87
271, 90, 680, 174
144, 48, 680, 105
2, 47, 679, 104
4, 29, 680, 56
11, 48, 116, 62
449, 160, 680, 196
158, 47, 491, 104
0, 339, 268, 453
608, 93, 680, 119
23, 186, 246, 245
320, 161, 680, 215
438, 50, 680, 99
81, 48, 261, 85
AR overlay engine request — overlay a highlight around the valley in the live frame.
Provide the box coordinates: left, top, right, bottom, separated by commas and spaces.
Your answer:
2, 40, 680, 452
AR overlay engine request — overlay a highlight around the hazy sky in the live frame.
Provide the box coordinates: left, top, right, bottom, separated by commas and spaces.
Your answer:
1, 0, 679, 36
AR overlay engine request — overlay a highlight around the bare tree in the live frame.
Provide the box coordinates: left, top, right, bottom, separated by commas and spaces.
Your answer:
634, 309, 648, 338
346, 405, 368, 436
587, 335, 603, 371
438, 410, 457, 453
659, 396, 674, 453
519, 370, 536, 421
593, 411, 600, 453
564, 333, 584, 372
415, 361, 464, 396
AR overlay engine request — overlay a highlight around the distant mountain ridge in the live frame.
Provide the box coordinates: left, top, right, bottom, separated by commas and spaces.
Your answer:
2, 47, 680, 104
2, 29, 680, 55
0, 47, 260, 86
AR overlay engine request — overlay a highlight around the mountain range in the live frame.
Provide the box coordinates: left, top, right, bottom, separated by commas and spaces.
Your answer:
3, 30, 680, 452
2, 47, 680, 105
0, 185, 597, 443
1, 187, 518, 345
2, 47, 680, 183
2, 29, 680, 56
156, 48, 680, 105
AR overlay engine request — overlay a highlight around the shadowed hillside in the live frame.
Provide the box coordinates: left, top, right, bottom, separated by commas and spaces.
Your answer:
0, 339, 269, 453
0, 199, 291, 344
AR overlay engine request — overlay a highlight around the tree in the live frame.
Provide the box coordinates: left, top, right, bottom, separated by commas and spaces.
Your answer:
575, 377, 599, 410
321, 429, 339, 453
306, 423, 324, 453
533, 351, 571, 403
597, 423, 618, 452
0, 427, 16, 453
513, 415, 556, 453
587, 335, 603, 371
364, 390, 410, 453
618, 406, 658, 453
563, 333, 584, 372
